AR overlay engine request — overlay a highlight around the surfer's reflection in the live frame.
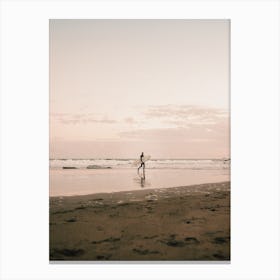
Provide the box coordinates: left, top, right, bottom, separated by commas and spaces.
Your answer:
133, 173, 150, 189
139, 167, 145, 187
140, 176, 145, 188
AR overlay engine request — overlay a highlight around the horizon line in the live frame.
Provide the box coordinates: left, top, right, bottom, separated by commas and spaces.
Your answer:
49, 157, 230, 160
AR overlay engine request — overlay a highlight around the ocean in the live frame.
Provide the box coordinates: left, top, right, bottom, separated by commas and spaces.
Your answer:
50, 158, 230, 170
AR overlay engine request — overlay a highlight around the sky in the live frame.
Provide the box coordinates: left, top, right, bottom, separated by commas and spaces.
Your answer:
50, 19, 230, 159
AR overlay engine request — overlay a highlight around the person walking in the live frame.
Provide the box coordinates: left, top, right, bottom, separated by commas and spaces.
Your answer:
137, 152, 145, 177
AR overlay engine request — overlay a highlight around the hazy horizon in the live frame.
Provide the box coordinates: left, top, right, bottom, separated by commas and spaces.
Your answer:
50, 156, 230, 160
50, 19, 230, 159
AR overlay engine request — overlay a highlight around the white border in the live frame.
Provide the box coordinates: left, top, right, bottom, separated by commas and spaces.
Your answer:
0, 1, 279, 279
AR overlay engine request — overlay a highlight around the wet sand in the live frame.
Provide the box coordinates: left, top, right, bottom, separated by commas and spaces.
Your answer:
49, 168, 230, 197
49, 181, 230, 261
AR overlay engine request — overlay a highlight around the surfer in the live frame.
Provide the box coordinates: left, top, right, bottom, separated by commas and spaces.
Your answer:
137, 152, 145, 177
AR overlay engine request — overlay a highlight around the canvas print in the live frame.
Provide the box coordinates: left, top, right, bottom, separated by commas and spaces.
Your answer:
49, 19, 230, 261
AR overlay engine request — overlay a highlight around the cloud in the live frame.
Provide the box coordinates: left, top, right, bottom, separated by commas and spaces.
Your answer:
119, 125, 229, 143
144, 105, 228, 126
119, 105, 229, 143
51, 113, 117, 125
123, 117, 137, 124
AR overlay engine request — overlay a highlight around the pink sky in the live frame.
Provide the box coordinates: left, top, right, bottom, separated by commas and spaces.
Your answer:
50, 20, 230, 159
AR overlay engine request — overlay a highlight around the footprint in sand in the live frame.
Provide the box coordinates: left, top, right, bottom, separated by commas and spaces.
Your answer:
184, 237, 200, 244
213, 236, 230, 244
145, 194, 158, 201
132, 248, 160, 255
65, 218, 77, 223
160, 235, 200, 247
92, 237, 121, 244
52, 248, 84, 257
96, 254, 112, 260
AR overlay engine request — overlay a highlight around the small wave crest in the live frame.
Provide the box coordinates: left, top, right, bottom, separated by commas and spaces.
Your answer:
86, 165, 112, 169
50, 158, 230, 170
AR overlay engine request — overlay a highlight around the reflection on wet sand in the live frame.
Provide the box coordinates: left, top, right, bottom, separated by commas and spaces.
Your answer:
50, 168, 230, 197
133, 174, 150, 188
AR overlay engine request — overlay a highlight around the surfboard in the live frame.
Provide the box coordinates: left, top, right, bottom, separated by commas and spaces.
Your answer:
132, 155, 151, 166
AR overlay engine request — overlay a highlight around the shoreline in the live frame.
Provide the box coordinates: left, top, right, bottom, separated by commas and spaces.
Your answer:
49, 168, 230, 197
50, 180, 230, 199
50, 181, 230, 261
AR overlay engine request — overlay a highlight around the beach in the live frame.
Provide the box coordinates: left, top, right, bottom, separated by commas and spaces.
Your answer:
49, 181, 230, 261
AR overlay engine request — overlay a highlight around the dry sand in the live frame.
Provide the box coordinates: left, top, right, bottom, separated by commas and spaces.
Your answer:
50, 181, 230, 261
